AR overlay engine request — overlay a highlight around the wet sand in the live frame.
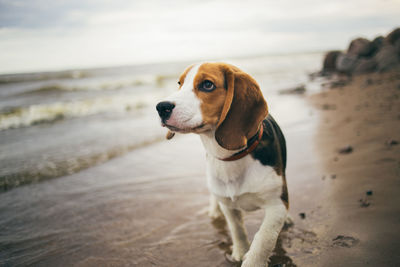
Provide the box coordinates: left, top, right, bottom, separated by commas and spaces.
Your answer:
308, 71, 400, 266
1, 71, 399, 266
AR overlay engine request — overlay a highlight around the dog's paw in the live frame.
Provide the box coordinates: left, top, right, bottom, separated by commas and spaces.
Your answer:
241, 251, 269, 267
224, 252, 241, 264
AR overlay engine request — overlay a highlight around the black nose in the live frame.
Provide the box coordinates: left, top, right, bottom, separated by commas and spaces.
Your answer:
156, 101, 175, 121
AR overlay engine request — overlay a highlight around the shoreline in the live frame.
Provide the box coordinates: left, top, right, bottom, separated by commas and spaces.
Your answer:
305, 70, 400, 266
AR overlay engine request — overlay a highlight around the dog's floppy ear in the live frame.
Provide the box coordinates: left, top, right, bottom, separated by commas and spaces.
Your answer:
215, 66, 268, 150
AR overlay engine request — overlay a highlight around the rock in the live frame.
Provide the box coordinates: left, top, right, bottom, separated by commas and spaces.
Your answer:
329, 79, 348, 88
374, 44, 400, 71
395, 39, 400, 58
348, 38, 374, 57
323, 51, 342, 72
353, 58, 378, 74
372, 36, 385, 50
386, 139, 399, 146
322, 103, 336, 110
386, 27, 400, 45
371, 36, 384, 54
359, 198, 370, 207
299, 212, 306, 219
366, 190, 373, 196
332, 235, 359, 248
336, 53, 358, 74
320, 29, 400, 75
278, 84, 306, 95
338, 145, 353, 154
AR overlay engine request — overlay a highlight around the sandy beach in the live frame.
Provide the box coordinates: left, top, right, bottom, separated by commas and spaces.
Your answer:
307, 70, 400, 266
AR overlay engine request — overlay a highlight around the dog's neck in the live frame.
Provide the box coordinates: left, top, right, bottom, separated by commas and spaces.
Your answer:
199, 129, 242, 160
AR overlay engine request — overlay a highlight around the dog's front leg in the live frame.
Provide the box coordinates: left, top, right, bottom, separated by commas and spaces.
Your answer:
242, 201, 287, 267
208, 194, 224, 220
219, 203, 250, 261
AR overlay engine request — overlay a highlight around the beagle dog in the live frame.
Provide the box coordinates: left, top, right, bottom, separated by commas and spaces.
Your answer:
156, 62, 288, 266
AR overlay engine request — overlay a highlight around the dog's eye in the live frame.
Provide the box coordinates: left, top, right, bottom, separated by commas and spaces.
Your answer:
199, 80, 215, 92
177, 81, 181, 85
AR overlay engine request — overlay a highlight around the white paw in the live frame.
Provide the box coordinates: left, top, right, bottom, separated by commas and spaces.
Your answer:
231, 247, 246, 262
241, 251, 269, 267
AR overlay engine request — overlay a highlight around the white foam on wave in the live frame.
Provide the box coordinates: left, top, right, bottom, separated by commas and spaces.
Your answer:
0, 91, 165, 131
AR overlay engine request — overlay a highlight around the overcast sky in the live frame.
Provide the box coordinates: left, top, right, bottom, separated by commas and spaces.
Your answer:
0, 0, 399, 74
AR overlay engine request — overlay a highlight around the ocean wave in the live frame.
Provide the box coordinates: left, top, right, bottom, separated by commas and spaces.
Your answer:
15, 84, 85, 95
11, 74, 175, 96
15, 82, 138, 96
0, 70, 90, 84
0, 136, 165, 192
0, 94, 157, 131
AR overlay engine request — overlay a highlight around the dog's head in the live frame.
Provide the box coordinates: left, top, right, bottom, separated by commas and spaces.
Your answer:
156, 62, 268, 150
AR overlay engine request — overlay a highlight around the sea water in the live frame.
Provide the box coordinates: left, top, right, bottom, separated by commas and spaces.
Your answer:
0, 52, 323, 191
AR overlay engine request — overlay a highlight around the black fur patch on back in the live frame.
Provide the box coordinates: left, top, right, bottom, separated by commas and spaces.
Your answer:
250, 115, 286, 175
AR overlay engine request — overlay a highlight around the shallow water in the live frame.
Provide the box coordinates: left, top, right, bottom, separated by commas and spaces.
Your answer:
0, 53, 327, 265
0, 112, 325, 266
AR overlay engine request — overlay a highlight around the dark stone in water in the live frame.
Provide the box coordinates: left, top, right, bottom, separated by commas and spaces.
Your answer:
278, 84, 306, 95
332, 235, 359, 248
321, 103, 336, 110
359, 198, 370, 207
386, 139, 399, 146
338, 145, 353, 154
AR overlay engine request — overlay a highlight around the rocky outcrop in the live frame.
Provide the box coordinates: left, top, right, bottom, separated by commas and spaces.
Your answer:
321, 27, 400, 75
348, 38, 374, 57
375, 44, 399, 71
323, 51, 342, 72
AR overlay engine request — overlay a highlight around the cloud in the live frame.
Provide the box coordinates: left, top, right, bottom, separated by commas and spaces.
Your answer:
0, 0, 399, 73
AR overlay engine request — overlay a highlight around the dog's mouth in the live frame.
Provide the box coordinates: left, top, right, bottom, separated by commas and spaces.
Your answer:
162, 122, 207, 133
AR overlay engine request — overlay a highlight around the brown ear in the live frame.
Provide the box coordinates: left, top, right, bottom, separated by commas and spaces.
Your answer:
215, 66, 268, 150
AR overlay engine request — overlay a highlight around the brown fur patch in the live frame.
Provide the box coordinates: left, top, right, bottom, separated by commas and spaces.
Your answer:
214, 65, 268, 150
177, 62, 268, 150
193, 63, 232, 126
281, 177, 289, 209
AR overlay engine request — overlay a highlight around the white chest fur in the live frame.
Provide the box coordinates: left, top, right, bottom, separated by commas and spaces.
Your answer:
199, 131, 283, 209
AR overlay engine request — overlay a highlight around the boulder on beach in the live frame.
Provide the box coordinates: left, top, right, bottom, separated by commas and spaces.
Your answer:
375, 44, 400, 71
353, 58, 378, 74
386, 28, 400, 45
371, 36, 384, 53
336, 53, 358, 74
323, 51, 342, 72
321, 27, 400, 76
347, 38, 374, 57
